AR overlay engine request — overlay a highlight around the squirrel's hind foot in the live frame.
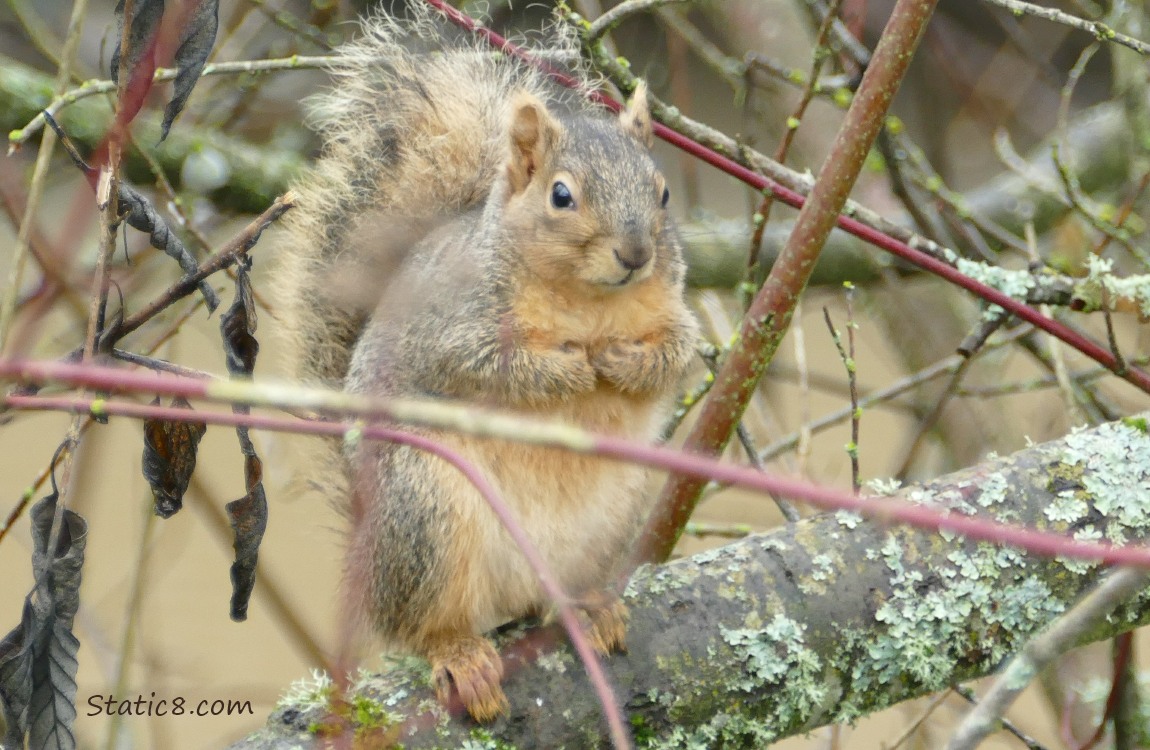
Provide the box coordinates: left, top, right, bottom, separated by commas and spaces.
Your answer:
428, 634, 509, 723
576, 592, 629, 656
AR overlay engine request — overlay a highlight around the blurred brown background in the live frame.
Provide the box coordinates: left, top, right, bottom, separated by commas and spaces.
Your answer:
2, 0, 1148, 747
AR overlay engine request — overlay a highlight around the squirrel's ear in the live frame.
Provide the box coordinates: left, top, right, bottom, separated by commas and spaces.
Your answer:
619, 80, 653, 147
507, 93, 562, 195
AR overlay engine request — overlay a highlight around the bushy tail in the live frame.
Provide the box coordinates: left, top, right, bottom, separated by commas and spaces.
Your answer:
276, 6, 588, 388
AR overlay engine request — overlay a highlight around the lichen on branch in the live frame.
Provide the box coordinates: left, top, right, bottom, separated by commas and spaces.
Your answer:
229, 415, 1150, 749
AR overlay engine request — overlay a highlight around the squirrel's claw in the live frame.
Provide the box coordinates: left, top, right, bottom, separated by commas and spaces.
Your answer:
429, 635, 509, 723
586, 598, 629, 655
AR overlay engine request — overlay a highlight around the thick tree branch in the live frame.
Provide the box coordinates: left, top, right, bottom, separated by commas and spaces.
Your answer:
229, 415, 1150, 749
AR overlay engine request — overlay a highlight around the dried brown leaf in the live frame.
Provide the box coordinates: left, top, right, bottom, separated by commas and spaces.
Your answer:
141, 396, 207, 518
226, 452, 267, 622
0, 490, 87, 750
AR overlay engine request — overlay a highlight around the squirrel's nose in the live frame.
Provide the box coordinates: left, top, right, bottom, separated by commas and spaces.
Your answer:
614, 244, 652, 271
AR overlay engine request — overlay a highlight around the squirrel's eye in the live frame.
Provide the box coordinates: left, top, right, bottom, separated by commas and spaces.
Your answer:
551, 181, 575, 210
661, 185, 670, 208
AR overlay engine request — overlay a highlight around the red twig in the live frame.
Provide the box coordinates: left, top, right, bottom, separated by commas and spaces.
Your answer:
1072, 631, 1134, 750
5, 360, 1150, 570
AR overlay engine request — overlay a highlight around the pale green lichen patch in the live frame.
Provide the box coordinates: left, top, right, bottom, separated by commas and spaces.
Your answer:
278, 669, 335, 710
1060, 525, 1103, 574
810, 553, 835, 582
630, 560, 703, 597
953, 257, 1062, 320
639, 614, 833, 747
1061, 421, 1150, 537
1045, 489, 1089, 525
719, 615, 829, 730
536, 649, 573, 674
835, 510, 862, 529
955, 258, 1035, 299
865, 477, 903, 495
1073, 256, 1150, 316
462, 727, 518, 750
798, 551, 838, 596
638, 712, 782, 749
717, 568, 750, 602
856, 523, 1066, 697
759, 536, 790, 553
975, 471, 1008, 508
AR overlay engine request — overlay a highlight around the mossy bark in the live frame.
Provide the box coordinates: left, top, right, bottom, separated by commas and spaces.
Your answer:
228, 415, 1150, 749
0, 59, 304, 214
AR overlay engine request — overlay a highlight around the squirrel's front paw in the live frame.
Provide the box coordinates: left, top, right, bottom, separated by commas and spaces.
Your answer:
591, 339, 663, 393
428, 635, 509, 723
552, 342, 598, 394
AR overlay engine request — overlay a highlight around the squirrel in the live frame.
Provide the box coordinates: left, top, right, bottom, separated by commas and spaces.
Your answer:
276, 7, 698, 722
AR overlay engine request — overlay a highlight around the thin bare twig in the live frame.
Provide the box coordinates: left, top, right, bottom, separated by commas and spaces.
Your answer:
980, 0, 1150, 57
894, 358, 974, 482
887, 691, 951, 750
759, 325, 1033, 463
682, 522, 754, 539
1025, 221, 1088, 426
822, 292, 860, 493
1071, 631, 1133, 750
791, 299, 813, 475
0, 0, 91, 354
9, 56, 346, 147
735, 423, 801, 522
585, 0, 691, 44
800, 0, 872, 67
1091, 169, 1150, 257
109, 192, 295, 345
1051, 43, 1148, 265
245, 0, 334, 51
746, 0, 845, 288
952, 687, 1048, 750
1099, 283, 1127, 375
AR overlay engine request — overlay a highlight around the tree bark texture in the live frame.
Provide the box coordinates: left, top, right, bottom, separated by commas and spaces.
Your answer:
229, 415, 1150, 749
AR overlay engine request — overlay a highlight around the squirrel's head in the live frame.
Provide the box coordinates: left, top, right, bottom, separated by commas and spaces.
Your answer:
498, 81, 672, 291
